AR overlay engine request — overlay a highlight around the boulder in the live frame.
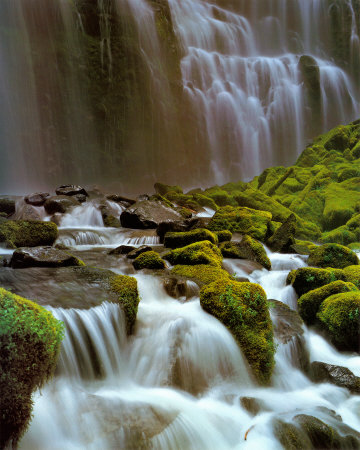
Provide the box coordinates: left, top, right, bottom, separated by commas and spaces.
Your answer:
10, 247, 84, 269
73, 193, 87, 203
308, 243, 359, 269
106, 194, 136, 205
311, 361, 360, 394
187, 216, 212, 230
109, 245, 135, 255
17, 204, 43, 221
287, 267, 346, 297
164, 241, 222, 267
156, 220, 189, 242
24, 192, 50, 206
120, 200, 182, 229
44, 195, 80, 214
55, 184, 88, 197
267, 213, 296, 253
164, 228, 218, 249
132, 251, 166, 270
294, 414, 346, 449
127, 245, 153, 259
0, 220, 58, 248
0, 197, 16, 216
220, 235, 271, 270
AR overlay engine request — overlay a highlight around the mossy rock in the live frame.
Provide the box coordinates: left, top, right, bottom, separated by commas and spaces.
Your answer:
308, 243, 359, 269
220, 235, 271, 270
348, 243, 360, 251
291, 240, 318, 255
170, 264, 230, 287
317, 291, 360, 351
164, 228, 218, 249
0, 220, 58, 248
214, 230, 232, 243
287, 267, 346, 297
273, 419, 312, 450
164, 240, 222, 267
267, 213, 296, 253
344, 265, 360, 288
322, 182, 360, 229
321, 213, 360, 245
203, 187, 237, 207
154, 182, 182, 196
0, 288, 64, 448
0, 197, 16, 216
132, 251, 166, 270
164, 192, 200, 211
110, 275, 140, 334
200, 280, 274, 384
298, 280, 358, 325
192, 193, 218, 211
293, 414, 345, 449
208, 205, 272, 242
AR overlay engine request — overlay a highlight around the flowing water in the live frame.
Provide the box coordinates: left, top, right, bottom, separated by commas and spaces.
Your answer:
0, 0, 359, 192
0, 203, 355, 449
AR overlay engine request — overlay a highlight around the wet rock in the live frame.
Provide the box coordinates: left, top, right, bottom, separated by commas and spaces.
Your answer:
0, 197, 15, 216
156, 220, 189, 242
109, 245, 135, 255
73, 193, 87, 203
44, 195, 80, 214
220, 235, 271, 270
106, 194, 136, 205
294, 414, 345, 449
133, 251, 166, 270
10, 247, 84, 269
55, 184, 88, 197
163, 277, 188, 299
127, 245, 153, 259
121, 200, 182, 229
0, 220, 58, 248
240, 397, 261, 416
24, 192, 50, 206
187, 216, 211, 230
17, 204, 43, 221
274, 419, 312, 450
137, 194, 150, 201
267, 213, 296, 253
310, 361, 360, 394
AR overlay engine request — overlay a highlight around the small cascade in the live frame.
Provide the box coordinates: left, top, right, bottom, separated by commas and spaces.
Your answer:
60, 202, 104, 228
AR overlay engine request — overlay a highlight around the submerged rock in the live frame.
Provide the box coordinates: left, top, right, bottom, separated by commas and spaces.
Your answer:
311, 361, 360, 394
10, 247, 84, 269
121, 200, 182, 229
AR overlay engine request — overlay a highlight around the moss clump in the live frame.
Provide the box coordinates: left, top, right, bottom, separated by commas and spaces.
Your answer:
203, 187, 238, 207
298, 280, 358, 325
164, 240, 222, 267
132, 251, 166, 270
308, 243, 359, 269
164, 228, 218, 249
192, 193, 218, 211
110, 275, 140, 334
164, 192, 200, 211
317, 291, 360, 351
200, 280, 274, 384
208, 206, 272, 242
321, 213, 360, 245
154, 182, 182, 196
291, 239, 318, 255
0, 220, 58, 248
0, 288, 64, 448
322, 182, 360, 229
214, 230, 232, 243
288, 267, 346, 297
170, 264, 230, 287
344, 265, 360, 289
220, 235, 271, 270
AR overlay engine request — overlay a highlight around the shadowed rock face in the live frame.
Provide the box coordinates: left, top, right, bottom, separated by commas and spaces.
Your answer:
311, 361, 360, 394
121, 201, 182, 229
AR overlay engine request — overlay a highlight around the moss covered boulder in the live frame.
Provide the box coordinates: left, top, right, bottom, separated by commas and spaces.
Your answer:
298, 280, 358, 325
208, 206, 272, 242
0, 220, 58, 248
321, 214, 360, 245
164, 240, 222, 267
200, 280, 274, 384
170, 264, 230, 287
0, 288, 64, 448
287, 267, 346, 297
220, 235, 271, 270
154, 182, 182, 196
164, 228, 218, 249
110, 275, 140, 334
214, 230, 232, 243
132, 251, 166, 270
267, 213, 296, 253
317, 291, 360, 351
344, 265, 360, 288
308, 243, 359, 269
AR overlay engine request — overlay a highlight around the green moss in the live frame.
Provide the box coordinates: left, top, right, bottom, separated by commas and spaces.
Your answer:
0, 220, 58, 248
170, 264, 230, 287
308, 243, 359, 269
164, 192, 200, 211
291, 240, 318, 255
154, 182, 182, 195
164, 240, 222, 267
321, 213, 360, 245
0, 288, 64, 448
208, 205, 272, 242
203, 187, 238, 207
344, 265, 360, 288
110, 275, 140, 334
298, 280, 358, 325
317, 291, 360, 351
200, 280, 274, 384
164, 228, 218, 249
348, 242, 360, 251
322, 183, 360, 229
288, 267, 346, 297
192, 193, 218, 211
220, 235, 271, 270
132, 251, 166, 270
214, 230, 232, 243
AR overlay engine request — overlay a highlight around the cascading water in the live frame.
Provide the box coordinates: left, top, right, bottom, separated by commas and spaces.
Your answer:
0, 0, 359, 192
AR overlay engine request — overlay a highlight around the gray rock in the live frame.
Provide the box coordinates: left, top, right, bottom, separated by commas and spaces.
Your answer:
127, 245, 152, 259
311, 361, 360, 394
55, 184, 88, 197
18, 204, 43, 221
44, 195, 80, 214
24, 192, 50, 206
10, 246, 83, 269
106, 194, 136, 205
121, 200, 182, 229
109, 245, 135, 255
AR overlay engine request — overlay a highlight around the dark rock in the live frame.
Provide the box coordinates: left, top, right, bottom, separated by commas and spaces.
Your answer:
100, 203, 121, 228
274, 419, 312, 450
294, 414, 343, 449
55, 184, 88, 197
163, 277, 188, 298
44, 195, 80, 214
267, 213, 296, 253
109, 245, 135, 255
10, 247, 84, 269
121, 200, 182, 229
187, 216, 211, 230
24, 192, 50, 206
240, 397, 261, 416
310, 361, 360, 394
137, 194, 150, 201
106, 194, 136, 205
290, 243, 312, 255
127, 245, 153, 259
156, 220, 189, 242
73, 193, 87, 203
0, 198, 16, 216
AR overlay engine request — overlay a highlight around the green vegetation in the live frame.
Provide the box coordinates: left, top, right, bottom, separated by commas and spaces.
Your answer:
110, 275, 140, 334
220, 235, 271, 270
164, 240, 222, 267
344, 265, 360, 288
171, 264, 231, 287
200, 280, 274, 384
0, 288, 64, 448
0, 220, 58, 248
132, 251, 166, 270
214, 230, 232, 243
287, 267, 346, 297
317, 291, 360, 351
308, 243, 359, 269
164, 228, 218, 249
297, 280, 358, 325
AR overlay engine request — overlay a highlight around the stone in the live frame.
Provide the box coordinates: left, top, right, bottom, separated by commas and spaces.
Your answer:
10, 247, 84, 269
156, 220, 189, 242
109, 245, 135, 255
127, 245, 153, 259
311, 361, 360, 394
106, 194, 136, 205
0, 198, 16, 216
24, 192, 50, 206
17, 205, 43, 221
121, 200, 182, 229
267, 213, 296, 253
55, 184, 88, 197
44, 195, 80, 214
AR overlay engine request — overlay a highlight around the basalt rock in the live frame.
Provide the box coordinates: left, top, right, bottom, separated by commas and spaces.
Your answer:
121, 200, 183, 229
